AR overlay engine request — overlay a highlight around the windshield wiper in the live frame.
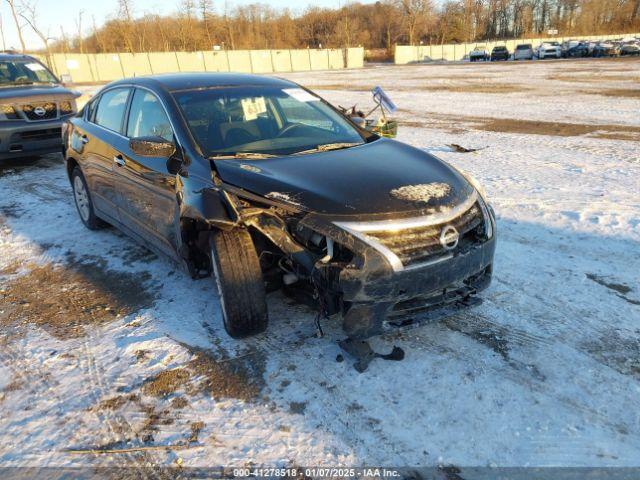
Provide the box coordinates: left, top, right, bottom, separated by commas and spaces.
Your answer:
209, 152, 278, 160
293, 142, 363, 155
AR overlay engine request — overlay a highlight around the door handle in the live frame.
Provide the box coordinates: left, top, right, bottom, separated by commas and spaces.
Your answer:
80, 135, 89, 144
113, 155, 126, 167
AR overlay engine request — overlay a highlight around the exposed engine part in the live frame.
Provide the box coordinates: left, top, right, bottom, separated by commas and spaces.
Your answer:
319, 238, 334, 263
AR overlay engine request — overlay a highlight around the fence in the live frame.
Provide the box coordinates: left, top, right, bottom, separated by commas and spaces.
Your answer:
34, 48, 365, 83
394, 33, 640, 64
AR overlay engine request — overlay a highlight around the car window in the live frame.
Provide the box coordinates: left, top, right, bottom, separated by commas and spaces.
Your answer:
0, 59, 57, 85
173, 85, 364, 156
94, 88, 130, 133
276, 96, 337, 132
126, 89, 173, 142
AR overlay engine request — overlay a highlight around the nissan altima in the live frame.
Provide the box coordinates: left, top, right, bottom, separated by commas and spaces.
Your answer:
64, 73, 496, 340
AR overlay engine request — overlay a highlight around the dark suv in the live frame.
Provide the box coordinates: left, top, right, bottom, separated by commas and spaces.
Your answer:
64, 73, 496, 340
491, 46, 510, 61
0, 53, 80, 159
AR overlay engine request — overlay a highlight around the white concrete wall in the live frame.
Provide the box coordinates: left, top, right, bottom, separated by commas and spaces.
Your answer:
394, 32, 640, 64
38, 47, 364, 83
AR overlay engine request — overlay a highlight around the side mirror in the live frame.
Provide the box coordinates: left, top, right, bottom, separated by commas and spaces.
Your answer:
129, 136, 175, 158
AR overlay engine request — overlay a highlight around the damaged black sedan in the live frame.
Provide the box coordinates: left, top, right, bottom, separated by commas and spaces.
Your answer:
64, 73, 496, 341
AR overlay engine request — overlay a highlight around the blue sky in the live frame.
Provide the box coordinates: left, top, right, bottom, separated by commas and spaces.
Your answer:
1, 0, 379, 51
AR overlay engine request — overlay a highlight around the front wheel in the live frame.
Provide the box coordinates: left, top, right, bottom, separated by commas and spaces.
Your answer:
210, 228, 268, 338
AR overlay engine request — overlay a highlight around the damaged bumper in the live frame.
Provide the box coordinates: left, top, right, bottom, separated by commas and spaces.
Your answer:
339, 235, 495, 338
299, 192, 497, 339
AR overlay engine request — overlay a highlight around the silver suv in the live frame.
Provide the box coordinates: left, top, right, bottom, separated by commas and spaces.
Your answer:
0, 53, 79, 160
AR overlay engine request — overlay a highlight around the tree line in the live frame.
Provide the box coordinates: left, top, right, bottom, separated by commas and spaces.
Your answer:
6, 0, 640, 58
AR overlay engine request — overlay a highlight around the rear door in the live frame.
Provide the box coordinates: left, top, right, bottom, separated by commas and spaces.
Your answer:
75, 87, 132, 223
114, 88, 180, 258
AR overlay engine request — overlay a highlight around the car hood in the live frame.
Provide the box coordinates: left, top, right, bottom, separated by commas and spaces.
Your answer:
0, 84, 80, 103
214, 138, 475, 218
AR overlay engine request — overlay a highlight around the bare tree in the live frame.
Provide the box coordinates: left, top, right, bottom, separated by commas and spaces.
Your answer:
118, 0, 136, 52
6, 0, 26, 52
200, 0, 214, 48
18, 0, 52, 60
0, 14, 6, 50
397, 0, 433, 45
75, 10, 84, 53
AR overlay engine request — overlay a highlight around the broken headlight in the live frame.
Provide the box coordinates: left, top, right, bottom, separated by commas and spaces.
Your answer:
0, 105, 19, 120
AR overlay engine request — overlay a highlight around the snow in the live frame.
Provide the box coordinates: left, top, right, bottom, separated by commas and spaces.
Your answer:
1, 59, 640, 468
389, 182, 452, 204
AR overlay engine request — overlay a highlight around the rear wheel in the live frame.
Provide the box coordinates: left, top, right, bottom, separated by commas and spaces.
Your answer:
71, 166, 105, 230
210, 228, 268, 338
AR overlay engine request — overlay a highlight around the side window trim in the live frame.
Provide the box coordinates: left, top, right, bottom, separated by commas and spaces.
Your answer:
91, 86, 133, 137
85, 95, 100, 123
125, 87, 175, 142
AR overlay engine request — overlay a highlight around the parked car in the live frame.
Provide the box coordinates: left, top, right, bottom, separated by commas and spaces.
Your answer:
620, 42, 640, 56
514, 44, 534, 60
469, 46, 490, 62
491, 46, 510, 61
64, 73, 496, 340
536, 42, 561, 59
563, 41, 589, 58
0, 53, 80, 160
592, 42, 620, 57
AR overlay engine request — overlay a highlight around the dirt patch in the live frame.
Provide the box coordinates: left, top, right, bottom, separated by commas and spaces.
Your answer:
189, 421, 205, 443
171, 396, 189, 409
313, 84, 369, 92
476, 117, 640, 141
428, 84, 530, 94
142, 347, 266, 402
2, 378, 24, 392
582, 331, 640, 380
588, 88, 640, 98
549, 74, 640, 83
289, 401, 307, 414
587, 273, 639, 305
399, 110, 640, 141
187, 348, 266, 402
142, 368, 191, 398
314, 82, 529, 94
0, 255, 155, 339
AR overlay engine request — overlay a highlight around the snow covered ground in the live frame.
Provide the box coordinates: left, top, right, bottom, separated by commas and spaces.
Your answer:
1, 58, 639, 470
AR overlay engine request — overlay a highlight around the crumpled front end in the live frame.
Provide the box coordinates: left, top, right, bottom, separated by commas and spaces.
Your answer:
300, 190, 497, 339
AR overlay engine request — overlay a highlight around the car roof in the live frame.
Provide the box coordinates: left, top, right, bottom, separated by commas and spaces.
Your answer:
0, 53, 39, 61
109, 72, 297, 92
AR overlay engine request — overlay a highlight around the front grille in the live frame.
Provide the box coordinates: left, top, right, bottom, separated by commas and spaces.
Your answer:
11, 127, 62, 141
366, 202, 486, 267
20, 102, 58, 121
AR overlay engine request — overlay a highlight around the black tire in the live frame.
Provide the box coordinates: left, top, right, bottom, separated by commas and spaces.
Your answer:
71, 166, 105, 230
210, 228, 268, 338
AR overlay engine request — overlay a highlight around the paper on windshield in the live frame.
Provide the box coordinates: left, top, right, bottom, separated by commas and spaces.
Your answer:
241, 97, 267, 121
283, 88, 319, 102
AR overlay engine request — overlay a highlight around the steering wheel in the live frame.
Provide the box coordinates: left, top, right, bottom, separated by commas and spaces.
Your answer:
276, 123, 306, 138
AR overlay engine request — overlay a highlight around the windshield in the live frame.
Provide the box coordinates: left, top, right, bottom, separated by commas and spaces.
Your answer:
0, 59, 58, 85
173, 85, 366, 157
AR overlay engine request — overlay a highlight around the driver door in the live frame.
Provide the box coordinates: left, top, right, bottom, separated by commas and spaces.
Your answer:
114, 88, 180, 259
